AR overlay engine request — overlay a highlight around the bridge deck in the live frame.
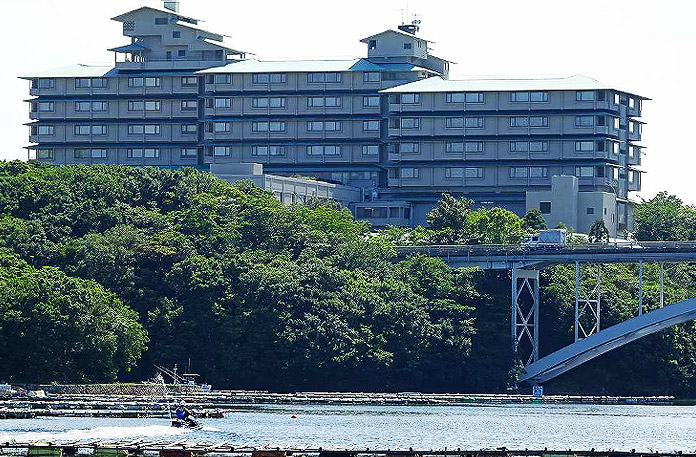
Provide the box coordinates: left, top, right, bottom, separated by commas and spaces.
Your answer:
396, 241, 696, 269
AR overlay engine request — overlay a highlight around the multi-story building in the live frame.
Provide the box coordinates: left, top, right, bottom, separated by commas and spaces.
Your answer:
23, 1, 646, 236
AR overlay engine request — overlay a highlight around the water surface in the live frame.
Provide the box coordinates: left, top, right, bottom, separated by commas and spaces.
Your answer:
1, 404, 695, 452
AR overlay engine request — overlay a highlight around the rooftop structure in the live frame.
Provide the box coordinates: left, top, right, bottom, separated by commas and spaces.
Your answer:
22, 1, 646, 235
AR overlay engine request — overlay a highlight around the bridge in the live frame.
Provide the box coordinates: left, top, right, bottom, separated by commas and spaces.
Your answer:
395, 241, 696, 385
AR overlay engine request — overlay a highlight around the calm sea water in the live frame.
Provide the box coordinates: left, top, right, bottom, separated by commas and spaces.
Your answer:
1, 404, 696, 452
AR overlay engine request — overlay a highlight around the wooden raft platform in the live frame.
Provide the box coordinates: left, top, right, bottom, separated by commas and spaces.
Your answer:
0, 443, 693, 457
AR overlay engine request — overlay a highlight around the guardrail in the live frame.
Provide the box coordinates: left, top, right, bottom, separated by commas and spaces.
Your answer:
395, 241, 696, 258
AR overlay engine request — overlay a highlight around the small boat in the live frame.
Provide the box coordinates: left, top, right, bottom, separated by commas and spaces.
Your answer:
171, 418, 202, 430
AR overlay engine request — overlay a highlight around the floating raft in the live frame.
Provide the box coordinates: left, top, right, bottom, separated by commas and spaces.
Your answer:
0, 444, 693, 457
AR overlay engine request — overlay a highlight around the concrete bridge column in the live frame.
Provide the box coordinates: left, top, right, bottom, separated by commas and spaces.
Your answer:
512, 268, 540, 365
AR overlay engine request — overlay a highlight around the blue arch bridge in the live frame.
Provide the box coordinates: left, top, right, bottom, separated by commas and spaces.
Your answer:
395, 241, 696, 385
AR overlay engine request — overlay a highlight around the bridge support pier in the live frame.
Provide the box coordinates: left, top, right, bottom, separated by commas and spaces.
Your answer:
575, 261, 602, 341
512, 268, 540, 365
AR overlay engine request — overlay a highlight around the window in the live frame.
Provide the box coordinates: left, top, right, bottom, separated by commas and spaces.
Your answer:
178, 49, 187, 57
539, 202, 552, 214
530, 91, 549, 102
363, 72, 380, 82
465, 142, 484, 153
596, 115, 606, 126
172, 31, 181, 38
128, 77, 143, 87
614, 93, 620, 105
213, 122, 230, 133
213, 146, 231, 156
307, 121, 341, 131
181, 100, 197, 111
307, 145, 341, 156
75, 78, 91, 89
181, 148, 198, 158
446, 93, 484, 103
308, 96, 342, 107
252, 121, 286, 132
629, 97, 636, 108
128, 148, 160, 158
575, 141, 594, 152
182, 76, 197, 86
155, 17, 169, 25
181, 124, 197, 134
36, 149, 54, 159
212, 74, 231, 84
576, 91, 595, 101
38, 102, 54, 112
509, 167, 529, 178
128, 124, 159, 135
596, 141, 606, 152
447, 142, 465, 153
362, 145, 379, 156
128, 77, 160, 88
250, 145, 285, 156
91, 101, 108, 112
510, 92, 529, 102
145, 101, 161, 111
363, 96, 380, 107
74, 125, 107, 135
401, 167, 419, 178
575, 116, 594, 127
446, 167, 464, 178
587, 207, 595, 215
613, 117, 620, 129
529, 167, 548, 178
34, 125, 53, 135
368, 39, 377, 50
465, 167, 484, 178
307, 72, 342, 83
629, 121, 635, 133
363, 120, 380, 131
446, 117, 464, 129
145, 77, 160, 87
253, 97, 286, 108
629, 146, 637, 158
400, 118, 420, 129
214, 98, 231, 109
90, 149, 107, 158
575, 166, 594, 177
404, 42, 412, 50
510, 116, 549, 127
596, 166, 605, 178
252, 73, 287, 84
612, 142, 620, 154
401, 93, 421, 104
510, 141, 529, 152
466, 117, 484, 128
36, 78, 55, 89
400, 143, 419, 153
530, 141, 548, 152
91, 78, 107, 88
74, 149, 89, 159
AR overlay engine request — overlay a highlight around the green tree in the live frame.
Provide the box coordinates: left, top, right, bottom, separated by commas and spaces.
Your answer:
521, 209, 548, 232
468, 207, 524, 244
634, 192, 696, 241
588, 219, 610, 243
426, 193, 474, 243
0, 249, 147, 382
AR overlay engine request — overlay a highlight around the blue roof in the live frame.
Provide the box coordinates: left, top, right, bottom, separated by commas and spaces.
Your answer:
108, 43, 149, 53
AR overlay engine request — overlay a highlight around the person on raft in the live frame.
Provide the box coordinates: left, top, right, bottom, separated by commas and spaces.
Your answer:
175, 401, 196, 426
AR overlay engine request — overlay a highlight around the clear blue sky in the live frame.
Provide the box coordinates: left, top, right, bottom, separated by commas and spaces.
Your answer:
1, 0, 694, 203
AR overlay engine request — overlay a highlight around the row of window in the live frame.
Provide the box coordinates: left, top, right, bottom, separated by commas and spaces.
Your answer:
31, 124, 197, 136
206, 119, 380, 133
203, 95, 380, 109
392, 140, 627, 155
390, 166, 627, 180
390, 115, 628, 129
34, 147, 200, 160
210, 144, 380, 157
390, 90, 639, 106
205, 71, 382, 85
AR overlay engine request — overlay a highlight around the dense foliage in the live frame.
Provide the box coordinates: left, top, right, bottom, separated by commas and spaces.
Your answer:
1, 163, 695, 395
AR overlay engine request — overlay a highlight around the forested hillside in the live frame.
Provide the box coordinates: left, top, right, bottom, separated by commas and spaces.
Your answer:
0, 161, 695, 395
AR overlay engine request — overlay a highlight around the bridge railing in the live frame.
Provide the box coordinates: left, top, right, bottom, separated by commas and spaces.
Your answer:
395, 241, 696, 258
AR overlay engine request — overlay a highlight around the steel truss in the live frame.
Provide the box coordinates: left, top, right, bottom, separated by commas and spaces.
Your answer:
511, 268, 540, 366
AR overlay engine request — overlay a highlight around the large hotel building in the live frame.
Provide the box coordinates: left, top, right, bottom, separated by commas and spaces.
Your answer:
23, 1, 646, 236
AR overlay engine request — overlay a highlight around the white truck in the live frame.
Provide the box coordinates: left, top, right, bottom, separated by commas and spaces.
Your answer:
522, 229, 567, 247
